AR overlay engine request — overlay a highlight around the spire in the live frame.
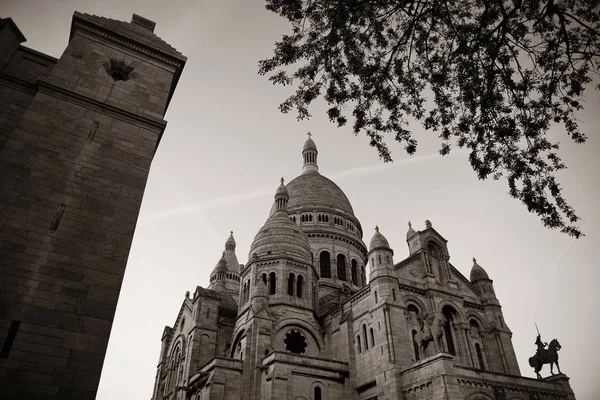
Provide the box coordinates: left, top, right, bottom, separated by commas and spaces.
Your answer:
225, 231, 236, 252
407, 221, 416, 239
302, 132, 319, 174
273, 178, 289, 215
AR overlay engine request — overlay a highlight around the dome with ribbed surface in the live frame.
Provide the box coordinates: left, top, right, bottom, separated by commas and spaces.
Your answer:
303, 136, 317, 152
251, 182, 312, 261
225, 231, 236, 248
213, 252, 228, 272
470, 258, 490, 282
369, 226, 390, 251
284, 171, 355, 216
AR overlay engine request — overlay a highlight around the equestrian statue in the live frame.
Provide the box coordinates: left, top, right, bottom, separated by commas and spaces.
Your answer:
528, 325, 563, 379
413, 311, 446, 359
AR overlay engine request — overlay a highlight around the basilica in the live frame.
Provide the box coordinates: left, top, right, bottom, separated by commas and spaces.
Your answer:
150, 137, 576, 400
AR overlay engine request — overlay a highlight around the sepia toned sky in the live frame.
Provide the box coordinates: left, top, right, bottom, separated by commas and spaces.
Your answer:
5, 0, 600, 398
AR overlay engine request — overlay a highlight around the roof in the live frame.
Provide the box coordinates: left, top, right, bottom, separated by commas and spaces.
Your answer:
194, 286, 238, 313
0, 18, 27, 43
282, 171, 355, 217
470, 258, 490, 282
71, 12, 186, 61
303, 136, 317, 152
251, 186, 312, 261
369, 226, 390, 252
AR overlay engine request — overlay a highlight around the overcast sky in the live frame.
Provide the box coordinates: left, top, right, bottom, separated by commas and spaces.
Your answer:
5, 0, 600, 398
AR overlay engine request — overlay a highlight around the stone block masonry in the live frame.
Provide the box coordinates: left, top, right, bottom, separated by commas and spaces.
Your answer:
0, 12, 186, 400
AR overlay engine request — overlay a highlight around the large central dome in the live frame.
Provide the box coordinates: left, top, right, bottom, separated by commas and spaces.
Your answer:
286, 171, 355, 216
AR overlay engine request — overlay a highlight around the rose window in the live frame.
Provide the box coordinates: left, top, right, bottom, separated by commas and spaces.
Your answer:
284, 329, 307, 354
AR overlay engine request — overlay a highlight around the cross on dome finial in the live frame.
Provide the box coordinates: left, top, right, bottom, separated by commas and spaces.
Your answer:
307, 132, 312, 138
473, 257, 477, 263
408, 221, 412, 228
230, 231, 233, 235
375, 225, 379, 232
281, 177, 285, 185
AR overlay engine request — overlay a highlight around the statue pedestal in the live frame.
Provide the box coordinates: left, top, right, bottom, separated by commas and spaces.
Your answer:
544, 374, 576, 400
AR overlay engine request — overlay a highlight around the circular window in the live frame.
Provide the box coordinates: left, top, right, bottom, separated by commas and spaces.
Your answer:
284, 329, 307, 354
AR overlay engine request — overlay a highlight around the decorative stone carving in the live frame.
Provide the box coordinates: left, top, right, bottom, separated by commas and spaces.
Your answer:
102, 58, 137, 81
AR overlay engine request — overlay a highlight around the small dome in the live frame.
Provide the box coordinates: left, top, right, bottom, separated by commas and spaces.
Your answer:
369, 226, 390, 252
214, 252, 228, 272
276, 177, 288, 198
470, 257, 490, 282
250, 181, 312, 261
303, 134, 317, 152
406, 221, 416, 239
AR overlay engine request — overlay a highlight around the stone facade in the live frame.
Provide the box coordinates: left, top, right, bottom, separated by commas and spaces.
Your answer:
152, 138, 576, 400
0, 13, 185, 399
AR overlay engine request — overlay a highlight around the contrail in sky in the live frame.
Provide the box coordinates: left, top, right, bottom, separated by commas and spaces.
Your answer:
141, 151, 466, 223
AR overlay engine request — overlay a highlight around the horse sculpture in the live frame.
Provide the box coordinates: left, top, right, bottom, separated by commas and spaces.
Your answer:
413, 312, 446, 359
528, 338, 562, 379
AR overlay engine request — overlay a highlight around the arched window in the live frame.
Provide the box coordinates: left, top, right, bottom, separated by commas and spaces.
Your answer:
296, 275, 304, 298
288, 273, 295, 295
337, 254, 347, 281
351, 260, 358, 285
262, 273, 267, 285
475, 343, 485, 370
357, 335, 362, 353
242, 282, 249, 303
362, 325, 368, 350
374, 291, 378, 303
412, 330, 420, 361
370, 328, 375, 347
392, 288, 396, 301
361, 266, 366, 286
319, 251, 331, 278
378, 255, 382, 264
442, 305, 457, 355
314, 386, 322, 400
269, 272, 277, 295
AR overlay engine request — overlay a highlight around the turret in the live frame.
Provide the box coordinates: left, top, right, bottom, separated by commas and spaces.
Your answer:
368, 226, 394, 281
470, 257, 498, 304
301, 132, 318, 174
251, 277, 269, 310
469, 257, 520, 374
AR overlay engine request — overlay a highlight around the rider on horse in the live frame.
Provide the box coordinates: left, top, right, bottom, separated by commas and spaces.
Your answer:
535, 334, 548, 361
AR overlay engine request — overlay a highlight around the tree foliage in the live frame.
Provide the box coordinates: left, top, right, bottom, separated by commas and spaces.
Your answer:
259, 0, 600, 238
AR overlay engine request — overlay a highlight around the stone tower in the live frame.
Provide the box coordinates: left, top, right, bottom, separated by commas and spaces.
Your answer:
0, 13, 185, 400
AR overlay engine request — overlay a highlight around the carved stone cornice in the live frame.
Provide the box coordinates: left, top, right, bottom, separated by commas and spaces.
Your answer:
457, 377, 568, 399
70, 17, 186, 66
306, 232, 368, 256
464, 300, 484, 310
395, 253, 421, 270
37, 79, 167, 132
449, 264, 480, 296
398, 283, 426, 296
